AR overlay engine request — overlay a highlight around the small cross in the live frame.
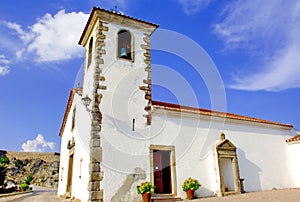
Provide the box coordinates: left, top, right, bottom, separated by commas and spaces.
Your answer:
110, 5, 121, 14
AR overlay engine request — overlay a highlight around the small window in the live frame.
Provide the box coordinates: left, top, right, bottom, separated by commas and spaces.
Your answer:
71, 107, 76, 131
87, 37, 93, 67
118, 30, 133, 60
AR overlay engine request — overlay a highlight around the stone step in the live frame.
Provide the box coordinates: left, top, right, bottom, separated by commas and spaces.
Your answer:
65, 192, 71, 199
151, 196, 182, 202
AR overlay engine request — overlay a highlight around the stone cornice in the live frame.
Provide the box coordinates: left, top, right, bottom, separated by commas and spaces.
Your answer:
79, 7, 158, 46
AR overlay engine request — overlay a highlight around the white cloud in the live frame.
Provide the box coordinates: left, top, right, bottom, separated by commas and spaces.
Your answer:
21, 134, 55, 152
0, 54, 10, 64
0, 55, 10, 76
4, 10, 88, 62
0, 66, 9, 76
214, 0, 300, 91
178, 0, 213, 15
3, 21, 32, 43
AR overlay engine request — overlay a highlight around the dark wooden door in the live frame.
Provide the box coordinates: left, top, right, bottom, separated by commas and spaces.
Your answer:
154, 151, 163, 193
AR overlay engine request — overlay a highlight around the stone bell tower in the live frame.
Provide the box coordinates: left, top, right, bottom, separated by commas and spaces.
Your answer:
78, 7, 158, 201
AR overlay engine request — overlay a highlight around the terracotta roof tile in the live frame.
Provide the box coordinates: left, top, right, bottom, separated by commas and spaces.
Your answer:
286, 134, 300, 143
152, 100, 293, 128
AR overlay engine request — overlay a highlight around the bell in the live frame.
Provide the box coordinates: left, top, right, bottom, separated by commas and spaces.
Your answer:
120, 47, 127, 57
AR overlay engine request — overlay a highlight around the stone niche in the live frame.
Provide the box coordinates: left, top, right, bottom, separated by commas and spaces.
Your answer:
216, 133, 242, 196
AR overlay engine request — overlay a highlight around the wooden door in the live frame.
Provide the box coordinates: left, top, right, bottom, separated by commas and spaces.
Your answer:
66, 154, 74, 193
154, 151, 163, 193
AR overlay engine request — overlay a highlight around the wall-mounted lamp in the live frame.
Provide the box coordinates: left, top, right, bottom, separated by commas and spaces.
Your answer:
82, 95, 92, 111
82, 94, 101, 129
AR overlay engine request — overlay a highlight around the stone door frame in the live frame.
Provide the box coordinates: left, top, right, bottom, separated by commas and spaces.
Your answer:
216, 135, 241, 196
150, 145, 177, 196
66, 146, 75, 197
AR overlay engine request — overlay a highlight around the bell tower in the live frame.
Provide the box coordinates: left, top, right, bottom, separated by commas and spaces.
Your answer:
78, 7, 158, 201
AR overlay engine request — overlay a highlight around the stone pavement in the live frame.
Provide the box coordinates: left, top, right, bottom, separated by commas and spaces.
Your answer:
1, 187, 300, 202
0, 186, 67, 202
184, 188, 300, 202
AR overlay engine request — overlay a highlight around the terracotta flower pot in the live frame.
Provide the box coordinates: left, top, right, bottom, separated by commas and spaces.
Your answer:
142, 192, 151, 202
186, 189, 195, 200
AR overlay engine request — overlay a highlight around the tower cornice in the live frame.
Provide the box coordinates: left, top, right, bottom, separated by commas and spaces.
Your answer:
79, 7, 158, 46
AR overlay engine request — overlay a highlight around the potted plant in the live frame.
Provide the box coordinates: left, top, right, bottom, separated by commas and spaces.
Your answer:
137, 181, 156, 202
182, 177, 201, 200
20, 183, 29, 192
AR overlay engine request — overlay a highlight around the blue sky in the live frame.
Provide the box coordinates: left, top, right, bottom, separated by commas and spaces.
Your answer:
0, 0, 299, 152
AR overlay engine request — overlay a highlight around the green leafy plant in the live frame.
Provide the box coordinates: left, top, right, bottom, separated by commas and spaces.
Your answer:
20, 183, 29, 191
137, 181, 156, 195
23, 159, 29, 166
0, 156, 10, 164
25, 174, 33, 185
0, 156, 9, 187
0, 164, 7, 187
182, 177, 201, 191
14, 159, 23, 168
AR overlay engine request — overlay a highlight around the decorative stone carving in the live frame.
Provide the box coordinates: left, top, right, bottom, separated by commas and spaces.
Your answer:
220, 132, 225, 141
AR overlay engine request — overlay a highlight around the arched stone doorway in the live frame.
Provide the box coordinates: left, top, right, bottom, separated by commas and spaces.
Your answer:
216, 133, 242, 196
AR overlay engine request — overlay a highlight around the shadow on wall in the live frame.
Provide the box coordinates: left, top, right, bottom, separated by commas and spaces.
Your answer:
237, 148, 262, 192
106, 115, 145, 138
195, 186, 216, 198
111, 167, 146, 202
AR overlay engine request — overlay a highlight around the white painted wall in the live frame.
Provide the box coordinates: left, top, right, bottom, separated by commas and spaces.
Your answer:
99, 21, 151, 202
149, 109, 296, 198
82, 28, 96, 103
288, 142, 300, 187
58, 109, 72, 196
58, 93, 91, 201
98, 98, 297, 201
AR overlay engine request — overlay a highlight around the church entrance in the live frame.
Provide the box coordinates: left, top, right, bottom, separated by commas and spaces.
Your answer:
66, 154, 74, 195
153, 150, 172, 194
150, 145, 177, 196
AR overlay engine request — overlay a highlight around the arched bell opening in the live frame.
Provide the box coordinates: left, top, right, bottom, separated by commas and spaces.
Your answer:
117, 30, 133, 61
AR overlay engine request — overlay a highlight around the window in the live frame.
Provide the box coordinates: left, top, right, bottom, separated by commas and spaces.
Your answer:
118, 30, 133, 61
87, 37, 93, 67
71, 107, 76, 131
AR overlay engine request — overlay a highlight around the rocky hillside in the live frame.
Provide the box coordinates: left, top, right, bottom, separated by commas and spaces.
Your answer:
0, 150, 60, 188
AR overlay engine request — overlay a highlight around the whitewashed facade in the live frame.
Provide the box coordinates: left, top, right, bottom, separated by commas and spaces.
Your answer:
286, 132, 300, 187
58, 7, 299, 202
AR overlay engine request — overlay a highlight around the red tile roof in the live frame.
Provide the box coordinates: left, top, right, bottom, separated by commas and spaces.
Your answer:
79, 7, 159, 45
152, 100, 293, 128
59, 88, 82, 137
286, 134, 300, 143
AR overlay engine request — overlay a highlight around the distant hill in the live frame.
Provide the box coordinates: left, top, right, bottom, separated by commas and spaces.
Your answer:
0, 150, 60, 188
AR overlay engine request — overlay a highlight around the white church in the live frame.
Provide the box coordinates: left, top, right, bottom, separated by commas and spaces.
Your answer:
58, 7, 300, 202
